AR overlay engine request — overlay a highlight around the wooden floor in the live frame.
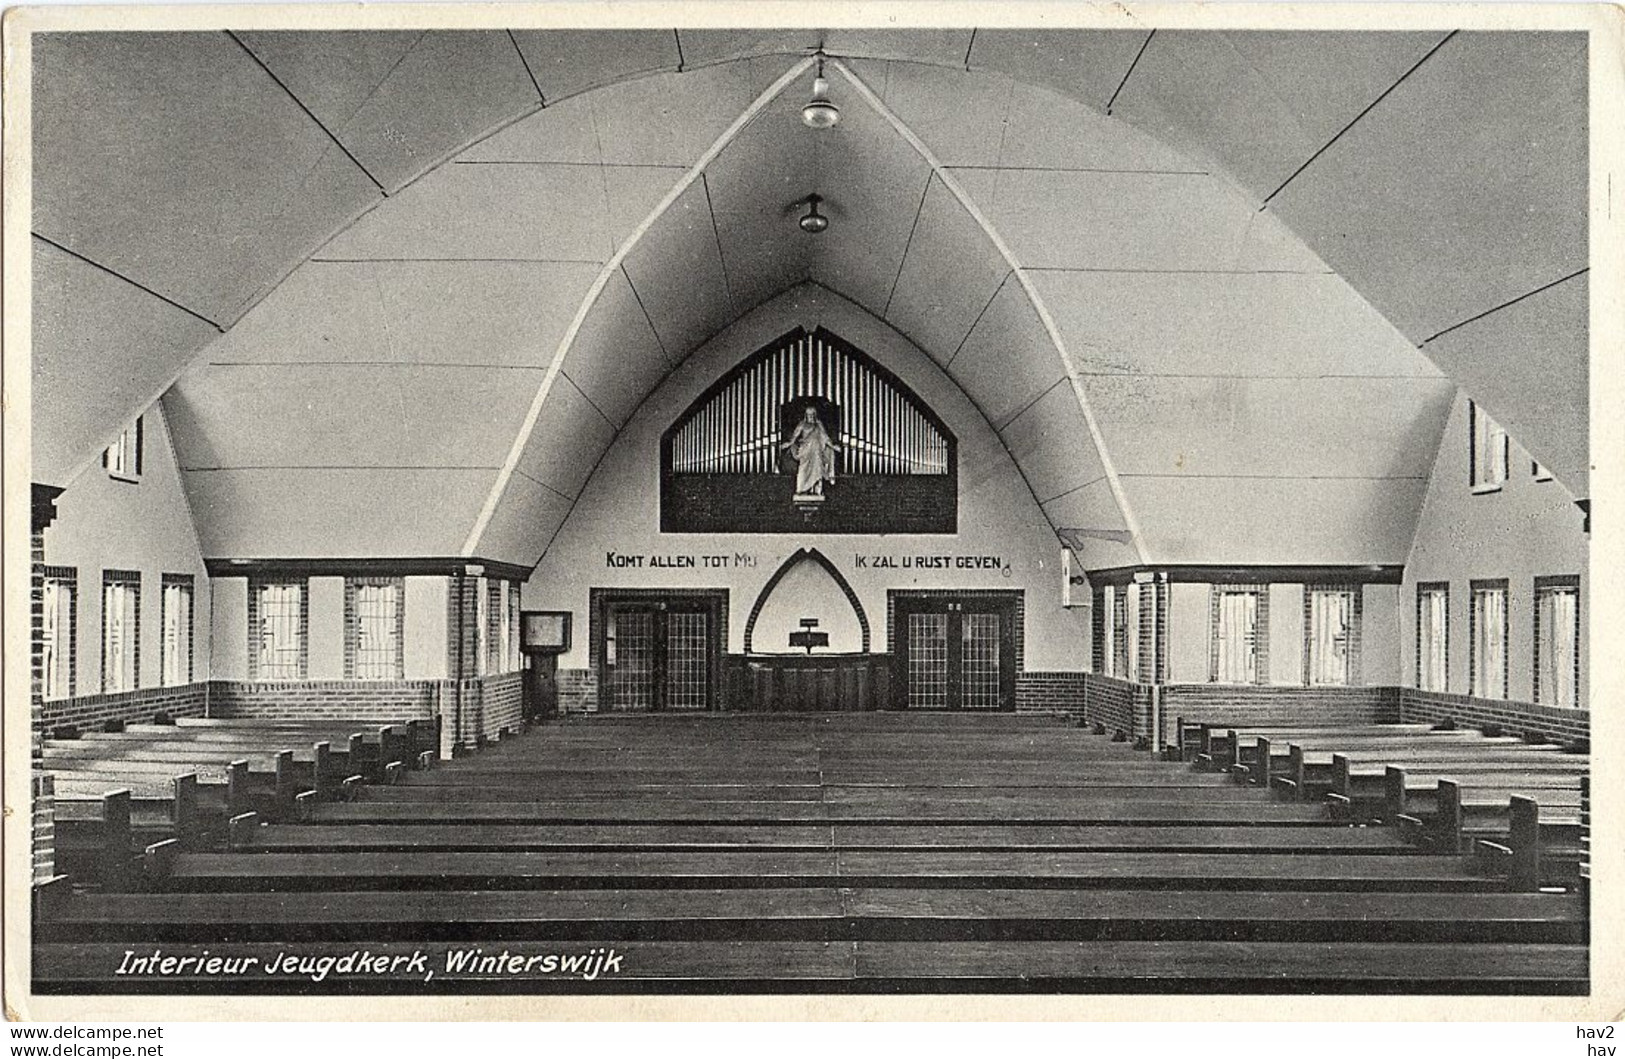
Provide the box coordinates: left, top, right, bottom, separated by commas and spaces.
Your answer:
34, 712, 1588, 994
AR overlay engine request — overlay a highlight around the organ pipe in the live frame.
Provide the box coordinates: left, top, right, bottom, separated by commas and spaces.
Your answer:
669, 333, 948, 477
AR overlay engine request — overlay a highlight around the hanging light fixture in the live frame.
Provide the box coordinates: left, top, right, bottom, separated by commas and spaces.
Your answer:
799, 194, 830, 234
801, 54, 840, 129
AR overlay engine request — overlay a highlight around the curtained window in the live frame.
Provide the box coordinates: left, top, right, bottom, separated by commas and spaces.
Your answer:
102, 574, 140, 692
1308, 589, 1354, 685
160, 578, 192, 687
1535, 581, 1579, 708
1469, 401, 1509, 491
41, 575, 75, 701
1213, 589, 1258, 684
1470, 582, 1507, 699
1416, 585, 1448, 692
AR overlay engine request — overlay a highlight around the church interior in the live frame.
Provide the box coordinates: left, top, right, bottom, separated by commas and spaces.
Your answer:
22, 26, 1593, 995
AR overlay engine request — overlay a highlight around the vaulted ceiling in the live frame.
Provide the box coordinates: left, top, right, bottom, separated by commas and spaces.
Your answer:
28, 28, 1588, 567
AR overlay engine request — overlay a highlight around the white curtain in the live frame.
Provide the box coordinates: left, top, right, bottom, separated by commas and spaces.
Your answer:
257, 583, 302, 679
1419, 590, 1447, 692
103, 581, 137, 692
1540, 589, 1578, 707
42, 580, 70, 700
1474, 588, 1506, 698
161, 582, 191, 687
1216, 591, 1257, 683
1310, 591, 1352, 685
354, 583, 399, 680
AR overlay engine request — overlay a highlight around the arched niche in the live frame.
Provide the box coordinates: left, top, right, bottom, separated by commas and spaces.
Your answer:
744, 547, 870, 655
660, 327, 957, 534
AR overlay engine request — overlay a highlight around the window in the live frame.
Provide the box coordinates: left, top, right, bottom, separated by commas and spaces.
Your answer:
1211, 587, 1260, 684
104, 416, 144, 482
1416, 584, 1449, 693
101, 571, 140, 692
1469, 580, 1508, 699
1469, 401, 1509, 491
252, 581, 306, 681
1534, 577, 1580, 708
348, 578, 403, 680
160, 575, 193, 687
1533, 461, 1554, 482
1307, 588, 1358, 686
40, 570, 76, 701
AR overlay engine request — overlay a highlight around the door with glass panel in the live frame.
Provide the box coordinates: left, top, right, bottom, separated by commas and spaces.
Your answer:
602, 596, 719, 711
895, 595, 1017, 710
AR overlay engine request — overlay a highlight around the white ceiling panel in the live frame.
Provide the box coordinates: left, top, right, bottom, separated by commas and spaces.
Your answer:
676, 30, 821, 68
32, 238, 220, 486
166, 364, 535, 470
457, 92, 602, 163
705, 91, 817, 312
946, 277, 1064, 428
1268, 31, 1586, 341
33, 32, 382, 325
809, 107, 934, 317
1084, 375, 1455, 480
1027, 270, 1443, 379
184, 467, 492, 557
884, 177, 1010, 363
621, 181, 738, 358
997, 380, 1108, 505
969, 30, 1152, 112
516, 375, 619, 499
602, 166, 688, 252
825, 30, 975, 66
999, 80, 1200, 173
201, 261, 390, 364
557, 269, 672, 427
1111, 31, 1448, 198
317, 31, 542, 192
371, 260, 601, 366
863, 61, 1013, 168
591, 64, 766, 167
508, 30, 680, 103
1229, 208, 1334, 273
1426, 272, 1588, 495
471, 471, 577, 567
1122, 476, 1430, 565
985, 169, 1260, 272
316, 162, 611, 262
235, 31, 423, 129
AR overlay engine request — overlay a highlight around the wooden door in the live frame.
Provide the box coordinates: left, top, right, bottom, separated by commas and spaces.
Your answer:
895, 595, 1017, 710
603, 597, 719, 711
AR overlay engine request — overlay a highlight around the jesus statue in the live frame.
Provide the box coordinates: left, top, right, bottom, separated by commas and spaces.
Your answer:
780, 406, 841, 500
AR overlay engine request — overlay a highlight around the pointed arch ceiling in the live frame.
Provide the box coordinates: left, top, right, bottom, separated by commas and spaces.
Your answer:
29, 30, 1582, 557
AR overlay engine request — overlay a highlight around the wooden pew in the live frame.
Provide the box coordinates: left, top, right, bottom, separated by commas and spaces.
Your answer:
1273, 743, 1579, 801
49, 789, 135, 890
1404, 780, 1586, 890
1227, 729, 1524, 783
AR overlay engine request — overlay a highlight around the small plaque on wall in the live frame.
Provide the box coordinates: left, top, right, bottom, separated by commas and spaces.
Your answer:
522, 610, 571, 653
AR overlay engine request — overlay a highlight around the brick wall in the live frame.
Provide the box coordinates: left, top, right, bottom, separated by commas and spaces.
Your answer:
1015, 671, 1088, 716
479, 672, 524, 740
1399, 688, 1589, 745
32, 774, 55, 883
38, 682, 209, 734
210, 680, 437, 722
1159, 684, 1399, 745
558, 668, 598, 713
